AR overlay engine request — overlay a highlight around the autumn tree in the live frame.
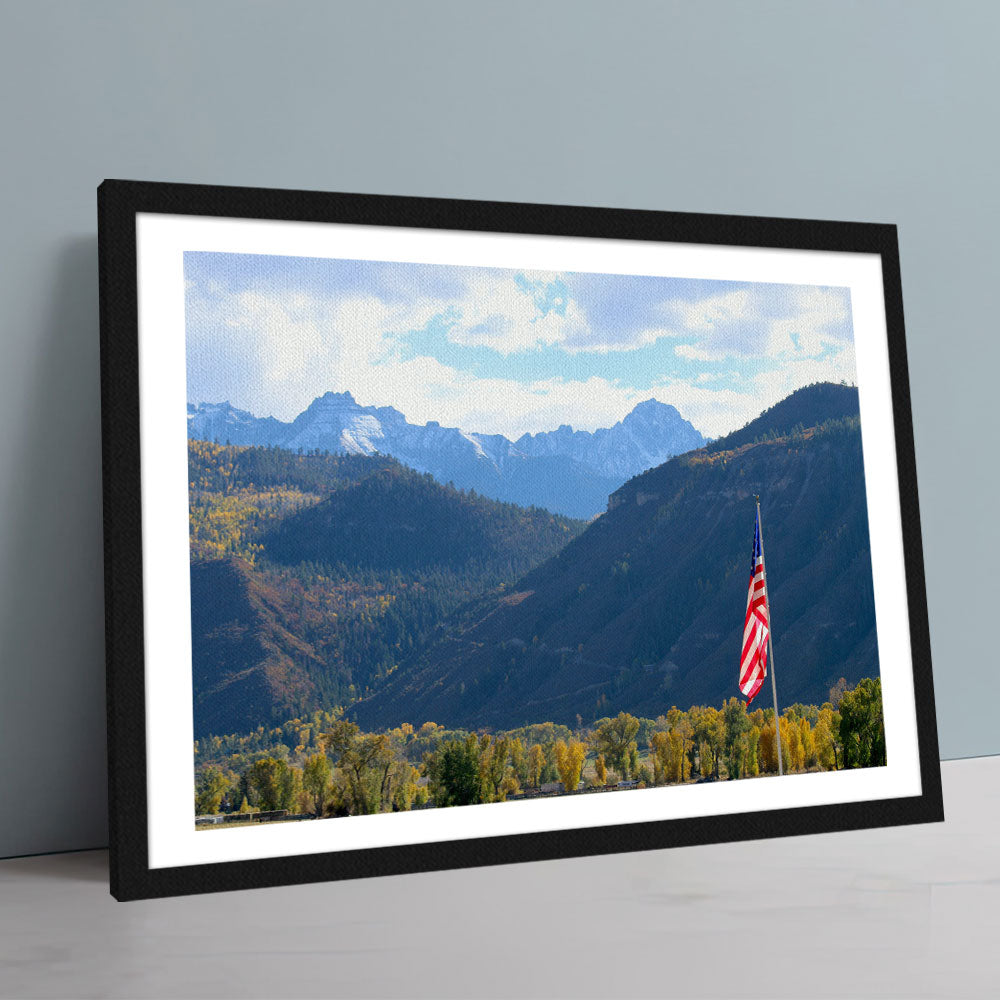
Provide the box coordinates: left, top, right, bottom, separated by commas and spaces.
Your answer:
650, 719, 692, 784
759, 713, 795, 775
195, 765, 230, 815
594, 712, 640, 778
392, 763, 421, 811
783, 716, 805, 773
759, 723, 778, 773
667, 708, 694, 782
650, 731, 669, 785
323, 721, 396, 815
691, 705, 725, 779
302, 751, 333, 816
509, 737, 529, 787
594, 754, 607, 785
799, 717, 816, 770
500, 773, 521, 799
554, 740, 586, 792
244, 757, 292, 811
528, 743, 545, 788
479, 735, 512, 802
698, 740, 715, 779
745, 726, 761, 777
813, 706, 842, 770
839, 677, 886, 768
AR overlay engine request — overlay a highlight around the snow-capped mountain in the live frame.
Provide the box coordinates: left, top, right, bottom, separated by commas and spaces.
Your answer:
187, 392, 705, 518
281, 392, 522, 480
186, 401, 288, 447
515, 398, 705, 482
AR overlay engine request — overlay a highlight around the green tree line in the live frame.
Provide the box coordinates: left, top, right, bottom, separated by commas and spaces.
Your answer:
195, 676, 886, 819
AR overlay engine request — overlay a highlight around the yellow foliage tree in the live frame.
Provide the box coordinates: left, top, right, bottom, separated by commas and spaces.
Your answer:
782, 716, 805, 772
814, 707, 838, 770
499, 773, 521, 800
650, 731, 669, 784
759, 723, 778, 773
799, 717, 816, 769
528, 743, 545, 788
699, 740, 715, 778
554, 740, 586, 792
594, 754, 607, 786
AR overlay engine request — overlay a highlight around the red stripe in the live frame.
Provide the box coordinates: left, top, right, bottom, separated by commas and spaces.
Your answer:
740, 631, 767, 682
741, 623, 762, 666
740, 662, 762, 690
741, 543, 770, 703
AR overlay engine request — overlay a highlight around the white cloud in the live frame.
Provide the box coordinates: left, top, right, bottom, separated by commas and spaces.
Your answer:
186, 285, 446, 421
650, 356, 857, 441
561, 324, 678, 355
675, 343, 719, 362
188, 281, 704, 437
662, 285, 852, 362
442, 272, 590, 356
750, 349, 858, 409
186, 273, 858, 443
649, 380, 766, 440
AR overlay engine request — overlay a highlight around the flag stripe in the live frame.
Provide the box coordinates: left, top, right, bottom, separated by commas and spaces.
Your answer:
739, 509, 769, 705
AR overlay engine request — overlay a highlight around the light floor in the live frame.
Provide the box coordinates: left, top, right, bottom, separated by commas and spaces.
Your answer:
1, 756, 997, 999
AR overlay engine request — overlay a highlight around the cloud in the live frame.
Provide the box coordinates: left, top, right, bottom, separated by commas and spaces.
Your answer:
187, 279, 711, 437
440, 271, 591, 356
185, 256, 859, 442
663, 285, 852, 362
186, 284, 447, 421
652, 351, 857, 440
675, 343, 719, 362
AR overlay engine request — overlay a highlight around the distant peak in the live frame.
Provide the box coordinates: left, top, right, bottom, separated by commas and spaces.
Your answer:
307, 390, 359, 410
626, 398, 679, 418
192, 400, 236, 412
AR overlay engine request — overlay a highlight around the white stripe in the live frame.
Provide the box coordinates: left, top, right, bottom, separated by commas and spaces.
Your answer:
740, 623, 769, 679
740, 626, 765, 676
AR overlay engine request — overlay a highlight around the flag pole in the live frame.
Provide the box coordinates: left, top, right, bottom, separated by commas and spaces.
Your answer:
756, 496, 783, 777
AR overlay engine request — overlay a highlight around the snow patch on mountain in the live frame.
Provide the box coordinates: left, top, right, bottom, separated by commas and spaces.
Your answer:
187, 391, 706, 517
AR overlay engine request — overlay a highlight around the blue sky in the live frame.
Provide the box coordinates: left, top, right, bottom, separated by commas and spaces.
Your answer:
184, 251, 856, 439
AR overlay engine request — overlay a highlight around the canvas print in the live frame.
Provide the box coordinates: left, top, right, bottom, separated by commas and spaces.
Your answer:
185, 252, 886, 829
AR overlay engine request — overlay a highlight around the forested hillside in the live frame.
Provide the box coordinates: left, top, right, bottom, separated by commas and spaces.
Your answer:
263, 464, 582, 577
188, 442, 585, 737
350, 384, 878, 731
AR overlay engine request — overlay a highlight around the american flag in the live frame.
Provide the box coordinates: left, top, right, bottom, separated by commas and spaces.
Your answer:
739, 507, 769, 704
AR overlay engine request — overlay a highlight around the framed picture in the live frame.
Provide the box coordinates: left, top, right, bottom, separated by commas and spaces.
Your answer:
98, 180, 942, 901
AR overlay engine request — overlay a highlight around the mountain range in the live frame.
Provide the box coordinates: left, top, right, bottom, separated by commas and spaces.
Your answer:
188, 392, 705, 519
349, 382, 877, 731
187, 381, 878, 739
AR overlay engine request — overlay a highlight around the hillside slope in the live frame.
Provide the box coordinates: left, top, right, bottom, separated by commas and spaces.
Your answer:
350, 384, 877, 731
264, 465, 587, 577
189, 447, 585, 736
191, 558, 324, 737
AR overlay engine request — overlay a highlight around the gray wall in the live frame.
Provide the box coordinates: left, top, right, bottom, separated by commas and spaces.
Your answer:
1, 0, 995, 859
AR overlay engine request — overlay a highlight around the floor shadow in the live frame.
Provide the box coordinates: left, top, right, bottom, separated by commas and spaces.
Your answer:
2, 848, 109, 884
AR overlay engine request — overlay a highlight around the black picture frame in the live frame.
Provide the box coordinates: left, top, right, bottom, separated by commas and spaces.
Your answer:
98, 179, 942, 901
